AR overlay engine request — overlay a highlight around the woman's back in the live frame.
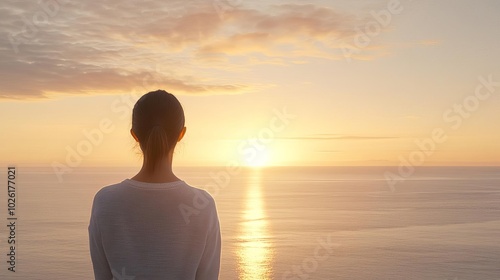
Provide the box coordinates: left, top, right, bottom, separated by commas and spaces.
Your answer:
89, 179, 220, 279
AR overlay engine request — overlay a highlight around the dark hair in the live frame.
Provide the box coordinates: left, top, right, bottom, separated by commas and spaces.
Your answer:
132, 90, 185, 172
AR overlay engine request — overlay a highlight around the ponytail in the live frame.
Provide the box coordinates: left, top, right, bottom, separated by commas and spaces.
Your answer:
144, 125, 170, 172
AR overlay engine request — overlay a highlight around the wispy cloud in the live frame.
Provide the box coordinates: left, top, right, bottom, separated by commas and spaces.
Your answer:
196, 4, 361, 60
0, 1, 382, 99
281, 134, 402, 141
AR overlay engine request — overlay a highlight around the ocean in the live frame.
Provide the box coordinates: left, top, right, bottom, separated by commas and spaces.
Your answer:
1, 166, 499, 280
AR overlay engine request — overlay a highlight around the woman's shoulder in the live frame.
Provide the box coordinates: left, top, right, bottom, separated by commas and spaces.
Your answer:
181, 182, 217, 207
92, 180, 216, 203
91, 181, 129, 203
176, 182, 218, 225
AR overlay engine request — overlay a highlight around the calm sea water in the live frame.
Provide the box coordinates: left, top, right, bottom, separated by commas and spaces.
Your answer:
1, 166, 499, 280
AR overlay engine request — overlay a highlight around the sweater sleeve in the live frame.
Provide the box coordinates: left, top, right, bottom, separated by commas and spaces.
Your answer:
88, 200, 113, 280
195, 195, 222, 280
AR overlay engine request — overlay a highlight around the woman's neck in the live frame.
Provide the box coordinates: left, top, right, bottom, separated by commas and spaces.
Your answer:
131, 158, 180, 183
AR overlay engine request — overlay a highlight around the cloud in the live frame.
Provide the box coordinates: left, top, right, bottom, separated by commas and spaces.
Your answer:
0, 1, 375, 99
196, 4, 362, 60
280, 134, 402, 141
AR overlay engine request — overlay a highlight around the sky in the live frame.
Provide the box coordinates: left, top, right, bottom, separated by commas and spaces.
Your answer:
1, 0, 500, 169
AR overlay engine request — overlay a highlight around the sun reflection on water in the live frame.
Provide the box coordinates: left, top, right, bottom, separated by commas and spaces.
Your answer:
237, 169, 274, 280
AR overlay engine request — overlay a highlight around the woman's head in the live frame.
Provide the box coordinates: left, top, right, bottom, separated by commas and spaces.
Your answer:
131, 90, 186, 172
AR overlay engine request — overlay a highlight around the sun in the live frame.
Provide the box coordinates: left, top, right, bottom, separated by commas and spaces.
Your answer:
243, 148, 270, 168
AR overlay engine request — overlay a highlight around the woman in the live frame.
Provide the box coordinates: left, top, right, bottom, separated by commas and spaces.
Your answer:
89, 90, 221, 280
